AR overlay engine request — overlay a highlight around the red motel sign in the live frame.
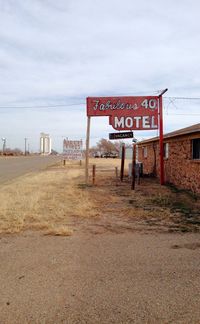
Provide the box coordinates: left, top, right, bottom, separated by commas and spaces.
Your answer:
87, 96, 159, 130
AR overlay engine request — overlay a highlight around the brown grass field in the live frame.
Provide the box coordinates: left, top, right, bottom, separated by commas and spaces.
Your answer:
0, 158, 199, 236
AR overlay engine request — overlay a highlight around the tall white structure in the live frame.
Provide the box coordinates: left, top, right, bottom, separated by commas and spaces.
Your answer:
40, 133, 52, 155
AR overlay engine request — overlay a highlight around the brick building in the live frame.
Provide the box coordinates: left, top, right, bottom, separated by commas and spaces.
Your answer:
137, 123, 200, 194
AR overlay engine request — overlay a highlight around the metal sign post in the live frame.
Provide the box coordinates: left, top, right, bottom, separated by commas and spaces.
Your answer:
158, 89, 168, 185
120, 143, 125, 182
131, 144, 136, 190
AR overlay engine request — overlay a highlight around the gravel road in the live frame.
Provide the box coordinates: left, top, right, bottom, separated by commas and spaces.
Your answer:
0, 159, 199, 323
0, 156, 62, 183
0, 231, 200, 323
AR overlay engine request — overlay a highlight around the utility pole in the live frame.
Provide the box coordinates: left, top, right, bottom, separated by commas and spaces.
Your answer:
24, 138, 27, 156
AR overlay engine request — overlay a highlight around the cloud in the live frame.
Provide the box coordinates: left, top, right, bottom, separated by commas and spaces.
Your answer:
0, 0, 200, 151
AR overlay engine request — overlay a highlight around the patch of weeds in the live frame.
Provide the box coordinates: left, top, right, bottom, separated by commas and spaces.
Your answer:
167, 183, 199, 201
180, 226, 191, 233
168, 227, 181, 233
150, 195, 195, 218
187, 219, 200, 225
170, 201, 192, 215
166, 183, 179, 193
150, 194, 171, 208
171, 244, 181, 249
77, 183, 93, 190
129, 199, 139, 205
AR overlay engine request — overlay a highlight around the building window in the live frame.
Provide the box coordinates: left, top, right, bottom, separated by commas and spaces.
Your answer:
192, 138, 200, 159
164, 143, 169, 159
143, 146, 147, 158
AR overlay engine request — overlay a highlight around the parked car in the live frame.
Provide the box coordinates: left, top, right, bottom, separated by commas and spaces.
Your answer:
101, 152, 118, 158
94, 152, 101, 158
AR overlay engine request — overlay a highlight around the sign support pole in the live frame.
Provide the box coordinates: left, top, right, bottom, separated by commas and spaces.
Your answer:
158, 89, 168, 185
85, 116, 91, 184
120, 143, 125, 182
131, 143, 136, 190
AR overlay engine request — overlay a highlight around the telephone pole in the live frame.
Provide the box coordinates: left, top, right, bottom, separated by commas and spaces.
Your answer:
24, 138, 28, 156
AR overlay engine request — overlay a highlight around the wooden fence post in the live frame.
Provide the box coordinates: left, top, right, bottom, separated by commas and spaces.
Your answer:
115, 167, 118, 186
92, 164, 96, 185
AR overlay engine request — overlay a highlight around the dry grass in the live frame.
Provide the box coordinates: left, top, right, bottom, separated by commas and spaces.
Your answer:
44, 225, 73, 236
0, 157, 199, 236
0, 167, 97, 235
89, 157, 122, 167
84, 160, 200, 233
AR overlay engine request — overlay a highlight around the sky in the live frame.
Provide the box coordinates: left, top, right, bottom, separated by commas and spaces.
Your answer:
0, 0, 200, 152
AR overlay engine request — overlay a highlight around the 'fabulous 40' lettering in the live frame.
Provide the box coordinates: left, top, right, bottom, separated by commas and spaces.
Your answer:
93, 100, 139, 111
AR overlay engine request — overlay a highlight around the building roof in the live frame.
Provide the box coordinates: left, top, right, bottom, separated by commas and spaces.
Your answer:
138, 123, 200, 145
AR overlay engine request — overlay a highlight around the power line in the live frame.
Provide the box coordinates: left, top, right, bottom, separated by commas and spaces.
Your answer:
0, 102, 85, 109
165, 96, 200, 100
0, 95, 200, 109
164, 113, 200, 116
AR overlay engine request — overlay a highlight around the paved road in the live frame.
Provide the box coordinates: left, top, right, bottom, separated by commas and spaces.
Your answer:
0, 155, 62, 183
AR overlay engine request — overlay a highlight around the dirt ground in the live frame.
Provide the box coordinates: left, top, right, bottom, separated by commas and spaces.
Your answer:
0, 159, 200, 323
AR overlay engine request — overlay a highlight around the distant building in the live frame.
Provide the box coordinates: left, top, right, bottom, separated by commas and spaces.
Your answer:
40, 133, 51, 155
